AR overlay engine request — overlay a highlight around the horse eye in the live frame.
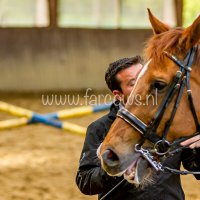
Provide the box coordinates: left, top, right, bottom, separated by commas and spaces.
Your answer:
153, 81, 167, 91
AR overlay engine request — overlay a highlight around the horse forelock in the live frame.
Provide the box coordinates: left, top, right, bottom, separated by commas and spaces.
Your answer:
144, 28, 184, 62
144, 27, 200, 69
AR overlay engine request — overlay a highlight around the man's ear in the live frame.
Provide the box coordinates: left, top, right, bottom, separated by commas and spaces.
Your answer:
113, 90, 123, 101
147, 8, 170, 35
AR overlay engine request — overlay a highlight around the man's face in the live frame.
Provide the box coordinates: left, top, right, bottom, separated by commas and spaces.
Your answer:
114, 63, 143, 103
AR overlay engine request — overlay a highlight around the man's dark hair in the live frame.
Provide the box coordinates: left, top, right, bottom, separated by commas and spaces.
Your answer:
105, 55, 143, 92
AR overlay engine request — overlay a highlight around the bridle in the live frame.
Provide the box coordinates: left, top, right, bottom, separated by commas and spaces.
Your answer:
117, 46, 200, 175
100, 47, 200, 200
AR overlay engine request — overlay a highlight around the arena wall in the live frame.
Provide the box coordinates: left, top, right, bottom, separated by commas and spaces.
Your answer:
0, 28, 152, 92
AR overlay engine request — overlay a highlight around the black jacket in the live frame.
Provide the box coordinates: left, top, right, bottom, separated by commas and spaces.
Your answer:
76, 103, 200, 200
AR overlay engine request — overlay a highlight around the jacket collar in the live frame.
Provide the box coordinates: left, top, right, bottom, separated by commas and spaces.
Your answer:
108, 101, 120, 119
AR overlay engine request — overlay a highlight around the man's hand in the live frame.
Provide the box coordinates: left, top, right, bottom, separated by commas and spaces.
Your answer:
181, 135, 200, 149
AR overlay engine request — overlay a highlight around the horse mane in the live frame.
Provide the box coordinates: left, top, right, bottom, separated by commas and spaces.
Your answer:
195, 45, 200, 67
144, 27, 200, 68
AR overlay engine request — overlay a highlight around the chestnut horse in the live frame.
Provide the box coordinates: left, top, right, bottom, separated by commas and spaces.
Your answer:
98, 9, 200, 186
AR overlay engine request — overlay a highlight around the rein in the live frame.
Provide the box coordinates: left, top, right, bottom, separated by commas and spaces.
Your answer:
117, 46, 200, 175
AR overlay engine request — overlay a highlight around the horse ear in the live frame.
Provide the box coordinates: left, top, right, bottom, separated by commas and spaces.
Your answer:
147, 8, 170, 34
179, 14, 200, 50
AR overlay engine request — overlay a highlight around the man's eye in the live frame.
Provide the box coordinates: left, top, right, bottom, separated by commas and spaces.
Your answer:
152, 81, 168, 91
129, 83, 135, 87
129, 81, 136, 86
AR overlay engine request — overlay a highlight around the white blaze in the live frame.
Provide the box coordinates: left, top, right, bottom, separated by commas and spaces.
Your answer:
135, 59, 151, 88
127, 59, 151, 105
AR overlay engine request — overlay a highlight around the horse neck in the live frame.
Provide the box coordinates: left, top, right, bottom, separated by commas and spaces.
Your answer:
191, 46, 200, 121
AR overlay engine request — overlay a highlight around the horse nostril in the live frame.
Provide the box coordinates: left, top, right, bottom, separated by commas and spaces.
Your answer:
102, 149, 120, 167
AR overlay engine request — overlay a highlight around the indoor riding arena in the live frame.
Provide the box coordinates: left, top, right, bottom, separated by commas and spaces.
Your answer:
0, 1, 199, 200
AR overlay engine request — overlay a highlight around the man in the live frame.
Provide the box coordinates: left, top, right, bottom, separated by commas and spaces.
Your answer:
76, 56, 200, 200
181, 135, 200, 149
181, 135, 200, 179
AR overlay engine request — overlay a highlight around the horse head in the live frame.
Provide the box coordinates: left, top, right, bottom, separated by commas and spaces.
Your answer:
98, 9, 200, 186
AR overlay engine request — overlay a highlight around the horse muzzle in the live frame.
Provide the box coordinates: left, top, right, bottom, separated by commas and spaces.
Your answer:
98, 145, 141, 177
